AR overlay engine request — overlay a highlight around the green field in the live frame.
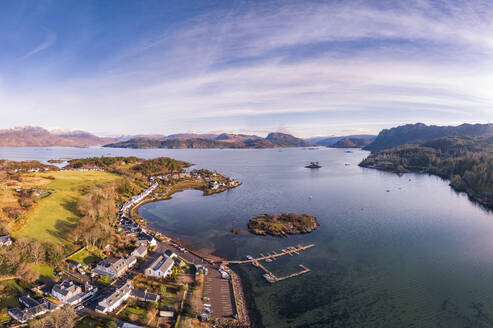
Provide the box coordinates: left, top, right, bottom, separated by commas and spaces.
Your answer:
34, 264, 56, 281
14, 170, 120, 244
68, 249, 101, 266
119, 304, 147, 324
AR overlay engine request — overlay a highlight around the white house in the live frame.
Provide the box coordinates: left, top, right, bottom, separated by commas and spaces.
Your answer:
144, 255, 175, 279
131, 244, 148, 258
93, 256, 136, 279
51, 280, 97, 305
95, 281, 133, 314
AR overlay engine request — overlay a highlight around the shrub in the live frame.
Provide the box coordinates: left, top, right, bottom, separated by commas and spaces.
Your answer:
3, 207, 21, 219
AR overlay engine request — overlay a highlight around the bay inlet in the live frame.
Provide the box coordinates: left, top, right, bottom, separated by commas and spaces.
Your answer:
4, 147, 493, 327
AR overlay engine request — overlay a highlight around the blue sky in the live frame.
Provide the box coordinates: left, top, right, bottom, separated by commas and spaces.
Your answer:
1, 0, 493, 137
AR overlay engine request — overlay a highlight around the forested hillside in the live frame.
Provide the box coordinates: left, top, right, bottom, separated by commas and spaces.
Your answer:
104, 132, 312, 149
364, 123, 493, 151
360, 136, 493, 207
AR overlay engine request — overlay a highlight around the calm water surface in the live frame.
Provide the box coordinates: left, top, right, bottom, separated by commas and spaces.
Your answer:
3, 147, 493, 327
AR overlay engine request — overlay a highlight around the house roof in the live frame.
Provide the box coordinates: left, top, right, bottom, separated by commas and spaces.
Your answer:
99, 281, 132, 309
0, 235, 11, 243
138, 232, 154, 242
10, 298, 58, 323
147, 255, 174, 274
97, 257, 129, 273
19, 295, 41, 308
132, 244, 147, 256
52, 280, 81, 297
131, 289, 160, 302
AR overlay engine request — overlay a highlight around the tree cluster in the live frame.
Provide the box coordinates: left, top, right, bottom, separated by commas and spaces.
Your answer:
69, 184, 118, 248
0, 238, 64, 282
360, 136, 493, 195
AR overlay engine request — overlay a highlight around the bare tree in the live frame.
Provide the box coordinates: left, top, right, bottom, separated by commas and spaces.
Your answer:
15, 262, 39, 283
30, 240, 45, 264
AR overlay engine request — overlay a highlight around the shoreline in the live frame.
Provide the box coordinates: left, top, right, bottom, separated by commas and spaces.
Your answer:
125, 179, 252, 327
360, 163, 493, 212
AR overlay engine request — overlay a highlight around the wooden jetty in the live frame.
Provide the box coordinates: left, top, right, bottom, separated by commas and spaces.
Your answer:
256, 261, 311, 283
226, 243, 315, 264
224, 243, 315, 284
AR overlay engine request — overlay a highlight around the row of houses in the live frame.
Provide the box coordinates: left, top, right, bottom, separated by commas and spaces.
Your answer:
10, 167, 51, 173
208, 178, 239, 190
119, 180, 159, 217
92, 243, 152, 280
60, 167, 105, 172
8, 279, 97, 323
156, 172, 191, 182
118, 217, 157, 246
95, 281, 160, 314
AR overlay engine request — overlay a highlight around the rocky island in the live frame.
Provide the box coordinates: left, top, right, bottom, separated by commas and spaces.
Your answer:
247, 213, 319, 237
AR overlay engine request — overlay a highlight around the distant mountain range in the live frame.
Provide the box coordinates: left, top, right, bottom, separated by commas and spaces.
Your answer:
0, 127, 111, 147
104, 132, 312, 149
6, 123, 487, 150
364, 123, 493, 151
330, 137, 373, 148
306, 134, 376, 147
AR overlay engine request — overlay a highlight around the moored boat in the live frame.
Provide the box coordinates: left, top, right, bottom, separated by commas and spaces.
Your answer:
305, 161, 322, 168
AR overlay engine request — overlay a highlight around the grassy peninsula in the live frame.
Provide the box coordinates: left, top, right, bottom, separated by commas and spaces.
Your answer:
247, 213, 319, 237
360, 136, 493, 208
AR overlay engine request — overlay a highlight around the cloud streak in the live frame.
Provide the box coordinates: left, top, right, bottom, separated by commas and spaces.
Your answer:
2, 0, 493, 136
22, 28, 56, 58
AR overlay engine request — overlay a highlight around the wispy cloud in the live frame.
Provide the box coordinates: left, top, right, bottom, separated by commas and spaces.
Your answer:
2, 0, 493, 136
22, 27, 56, 58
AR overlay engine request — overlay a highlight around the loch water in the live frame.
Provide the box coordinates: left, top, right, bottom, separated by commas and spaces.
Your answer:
4, 146, 493, 327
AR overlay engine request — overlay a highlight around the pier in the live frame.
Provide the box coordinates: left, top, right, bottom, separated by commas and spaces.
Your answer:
225, 243, 315, 264
226, 243, 315, 284
257, 261, 311, 283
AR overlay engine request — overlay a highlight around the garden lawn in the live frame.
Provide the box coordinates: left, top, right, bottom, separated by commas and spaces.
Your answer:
97, 275, 114, 285
34, 264, 55, 281
119, 305, 147, 324
68, 249, 100, 266
15, 170, 120, 244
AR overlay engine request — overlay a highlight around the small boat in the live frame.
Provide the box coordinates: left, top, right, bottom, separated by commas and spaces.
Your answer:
305, 161, 322, 169
246, 255, 253, 260
265, 259, 273, 263
344, 163, 351, 166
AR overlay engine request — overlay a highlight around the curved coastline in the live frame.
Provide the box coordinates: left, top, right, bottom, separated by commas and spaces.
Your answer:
128, 180, 252, 326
